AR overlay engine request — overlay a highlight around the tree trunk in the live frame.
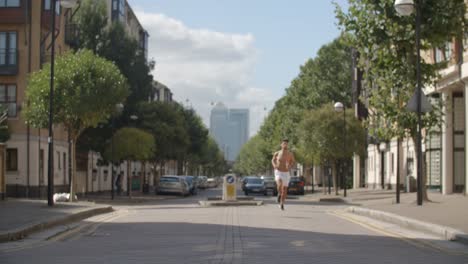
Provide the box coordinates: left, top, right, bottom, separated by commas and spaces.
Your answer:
69, 136, 78, 202
332, 162, 339, 195
322, 166, 327, 194
412, 136, 429, 202
140, 161, 146, 193
127, 160, 132, 198
177, 158, 184, 175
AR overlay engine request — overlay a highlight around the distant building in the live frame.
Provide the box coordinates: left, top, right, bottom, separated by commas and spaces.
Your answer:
210, 103, 249, 161
149, 81, 173, 103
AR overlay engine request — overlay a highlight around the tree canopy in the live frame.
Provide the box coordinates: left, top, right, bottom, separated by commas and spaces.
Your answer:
24, 49, 128, 137
103, 127, 155, 162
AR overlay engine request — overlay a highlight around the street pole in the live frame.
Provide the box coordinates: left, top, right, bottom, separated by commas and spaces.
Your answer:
111, 119, 115, 200
343, 107, 347, 197
415, 0, 423, 206
47, 0, 57, 206
396, 137, 401, 203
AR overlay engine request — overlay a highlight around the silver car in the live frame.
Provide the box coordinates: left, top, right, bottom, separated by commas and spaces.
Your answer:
157, 175, 189, 196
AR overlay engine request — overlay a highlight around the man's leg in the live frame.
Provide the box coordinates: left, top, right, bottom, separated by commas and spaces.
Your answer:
276, 179, 283, 203
281, 186, 288, 205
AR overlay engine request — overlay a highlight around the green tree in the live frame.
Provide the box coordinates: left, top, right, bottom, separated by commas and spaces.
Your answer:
299, 104, 366, 195
136, 102, 189, 180
74, 0, 108, 52
258, 36, 353, 179
24, 50, 129, 200
198, 137, 225, 176
180, 107, 209, 175
0, 105, 10, 142
233, 135, 271, 176
98, 22, 154, 114
335, 0, 466, 200
103, 127, 155, 197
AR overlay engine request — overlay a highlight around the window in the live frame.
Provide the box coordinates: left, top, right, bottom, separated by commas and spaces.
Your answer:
6, 148, 17, 171
0, 0, 20, 7
434, 42, 453, 63
0, 84, 17, 117
57, 151, 61, 170
43, 0, 60, 14
0, 32, 17, 66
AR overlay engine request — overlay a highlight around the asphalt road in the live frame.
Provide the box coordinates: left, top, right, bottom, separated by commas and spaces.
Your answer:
2, 187, 467, 264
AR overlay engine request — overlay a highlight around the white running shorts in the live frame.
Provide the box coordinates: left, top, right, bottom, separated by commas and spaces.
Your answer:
274, 170, 290, 186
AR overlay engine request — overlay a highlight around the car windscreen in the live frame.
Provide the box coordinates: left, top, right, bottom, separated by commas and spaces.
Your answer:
248, 179, 263, 184
160, 177, 179, 183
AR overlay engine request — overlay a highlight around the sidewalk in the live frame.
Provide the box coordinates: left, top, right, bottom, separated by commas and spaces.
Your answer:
0, 199, 112, 242
304, 188, 468, 241
81, 191, 178, 205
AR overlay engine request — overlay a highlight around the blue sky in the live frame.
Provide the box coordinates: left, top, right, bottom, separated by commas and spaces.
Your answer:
128, 0, 349, 136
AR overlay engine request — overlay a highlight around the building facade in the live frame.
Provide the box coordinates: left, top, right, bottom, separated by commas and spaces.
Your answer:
362, 34, 468, 195
209, 102, 249, 162
1, 0, 153, 198
1, 0, 75, 197
149, 81, 173, 103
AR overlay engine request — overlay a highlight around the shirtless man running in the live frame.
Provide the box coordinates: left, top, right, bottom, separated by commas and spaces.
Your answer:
271, 138, 295, 210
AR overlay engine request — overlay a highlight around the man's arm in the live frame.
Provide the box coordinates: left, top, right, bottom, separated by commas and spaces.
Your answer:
288, 153, 296, 170
271, 152, 278, 169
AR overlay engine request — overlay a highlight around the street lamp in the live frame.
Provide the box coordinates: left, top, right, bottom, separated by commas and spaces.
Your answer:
47, 0, 78, 206
127, 115, 138, 197
334, 102, 347, 197
111, 103, 124, 200
394, 0, 423, 206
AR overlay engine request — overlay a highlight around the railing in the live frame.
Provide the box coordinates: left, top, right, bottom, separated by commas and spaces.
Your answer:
0, 49, 18, 75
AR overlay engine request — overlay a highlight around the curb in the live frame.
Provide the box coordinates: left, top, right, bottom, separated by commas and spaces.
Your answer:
0, 206, 113, 243
199, 200, 263, 207
346, 206, 468, 245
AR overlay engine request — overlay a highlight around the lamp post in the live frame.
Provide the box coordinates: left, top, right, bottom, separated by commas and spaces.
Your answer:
111, 103, 124, 200
334, 102, 347, 197
127, 115, 138, 197
394, 0, 423, 206
47, 0, 78, 206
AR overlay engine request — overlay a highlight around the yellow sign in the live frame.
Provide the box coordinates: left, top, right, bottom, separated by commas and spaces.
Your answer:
226, 185, 235, 198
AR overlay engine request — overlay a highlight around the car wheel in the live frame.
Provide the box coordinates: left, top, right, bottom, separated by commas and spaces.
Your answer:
244, 191, 248, 196
264, 192, 268, 196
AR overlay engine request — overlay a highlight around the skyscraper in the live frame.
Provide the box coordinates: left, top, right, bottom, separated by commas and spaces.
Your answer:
210, 103, 249, 162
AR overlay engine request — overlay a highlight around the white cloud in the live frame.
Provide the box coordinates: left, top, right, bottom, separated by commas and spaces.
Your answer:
135, 11, 276, 137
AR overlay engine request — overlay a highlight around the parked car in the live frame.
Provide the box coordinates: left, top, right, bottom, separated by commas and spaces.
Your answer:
244, 177, 267, 196
183, 176, 197, 195
288, 176, 305, 195
197, 176, 208, 189
262, 177, 277, 196
241, 176, 258, 192
157, 176, 189, 196
206, 178, 218, 188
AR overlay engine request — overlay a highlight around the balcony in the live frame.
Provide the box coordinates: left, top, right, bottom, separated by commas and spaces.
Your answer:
0, 5, 26, 24
0, 49, 18, 75
64, 23, 80, 49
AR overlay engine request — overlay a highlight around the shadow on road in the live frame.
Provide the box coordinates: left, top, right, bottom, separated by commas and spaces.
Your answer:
3, 220, 467, 264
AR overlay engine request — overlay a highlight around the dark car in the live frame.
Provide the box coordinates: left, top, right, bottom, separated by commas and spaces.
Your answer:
183, 176, 197, 195
244, 178, 267, 196
241, 176, 258, 192
262, 176, 277, 196
288, 177, 305, 195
